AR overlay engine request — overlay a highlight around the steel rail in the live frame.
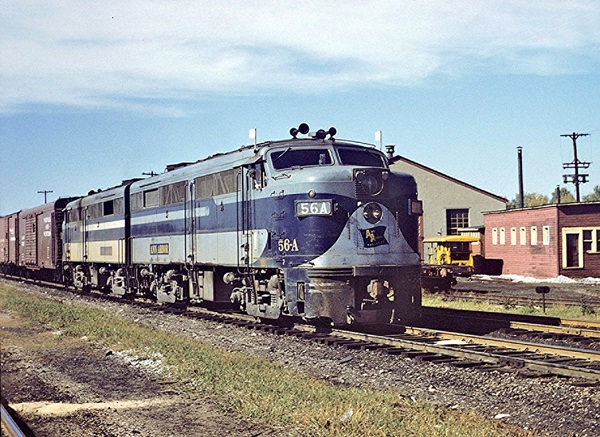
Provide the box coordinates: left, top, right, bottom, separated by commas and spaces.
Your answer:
312, 327, 600, 381
440, 292, 600, 308
1, 403, 26, 437
402, 326, 600, 361
154, 303, 600, 380
423, 305, 600, 337
561, 318, 600, 330
508, 320, 600, 339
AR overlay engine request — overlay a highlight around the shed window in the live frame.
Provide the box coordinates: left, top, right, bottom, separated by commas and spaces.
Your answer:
446, 209, 468, 235
491, 228, 498, 245
530, 226, 538, 245
510, 227, 517, 245
543, 226, 551, 245
583, 230, 593, 252
499, 227, 506, 245
519, 227, 527, 245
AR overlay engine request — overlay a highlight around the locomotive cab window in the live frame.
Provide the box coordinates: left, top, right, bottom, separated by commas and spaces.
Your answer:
249, 162, 266, 189
337, 147, 386, 168
270, 148, 332, 170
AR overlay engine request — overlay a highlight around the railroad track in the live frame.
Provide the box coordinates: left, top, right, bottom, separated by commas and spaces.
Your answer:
1, 401, 27, 437
422, 306, 600, 335
140, 302, 600, 382
437, 290, 600, 309
4, 277, 600, 383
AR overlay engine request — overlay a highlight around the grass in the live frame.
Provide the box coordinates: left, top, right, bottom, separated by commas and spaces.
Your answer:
0, 284, 536, 436
423, 293, 600, 321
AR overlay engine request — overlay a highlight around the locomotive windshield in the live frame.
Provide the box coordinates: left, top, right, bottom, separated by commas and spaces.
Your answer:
270, 148, 333, 170
337, 147, 386, 168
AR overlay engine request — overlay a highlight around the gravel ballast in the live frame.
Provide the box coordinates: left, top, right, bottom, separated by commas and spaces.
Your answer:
2, 279, 599, 436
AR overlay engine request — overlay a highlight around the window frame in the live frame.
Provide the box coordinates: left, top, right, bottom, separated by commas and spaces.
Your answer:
446, 209, 469, 236
530, 226, 538, 246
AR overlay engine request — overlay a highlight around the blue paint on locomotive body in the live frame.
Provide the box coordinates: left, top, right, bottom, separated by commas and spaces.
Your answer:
60, 132, 423, 324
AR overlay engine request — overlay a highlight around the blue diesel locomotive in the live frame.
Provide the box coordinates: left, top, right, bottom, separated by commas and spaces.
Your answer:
60, 125, 423, 325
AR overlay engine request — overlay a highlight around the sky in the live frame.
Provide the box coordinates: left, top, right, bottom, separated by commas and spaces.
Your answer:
1, 0, 599, 215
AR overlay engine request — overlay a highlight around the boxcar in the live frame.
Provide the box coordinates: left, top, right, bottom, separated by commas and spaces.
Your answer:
0, 211, 20, 274
17, 198, 75, 281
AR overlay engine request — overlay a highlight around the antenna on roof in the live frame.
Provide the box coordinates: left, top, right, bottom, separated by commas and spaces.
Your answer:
249, 128, 257, 152
375, 131, 382, 150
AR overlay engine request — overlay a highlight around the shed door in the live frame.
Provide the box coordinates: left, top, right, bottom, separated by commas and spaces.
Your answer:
564, 233, 581, 268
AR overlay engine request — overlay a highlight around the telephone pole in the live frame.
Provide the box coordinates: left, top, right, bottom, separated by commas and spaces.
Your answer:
561, 132, 590, 202
37, 190, 53, 203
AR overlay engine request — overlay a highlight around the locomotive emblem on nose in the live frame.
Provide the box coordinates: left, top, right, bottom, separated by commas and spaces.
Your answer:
360, 226, 388, 248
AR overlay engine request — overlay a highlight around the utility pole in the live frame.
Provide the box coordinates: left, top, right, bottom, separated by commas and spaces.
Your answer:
37, 190, 53, 203
561, 132, 590, 202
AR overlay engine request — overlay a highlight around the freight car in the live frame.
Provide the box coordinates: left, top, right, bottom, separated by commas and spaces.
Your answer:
0, 211, 19, 275
0, 199, 76, 281
4, 124, 423, 326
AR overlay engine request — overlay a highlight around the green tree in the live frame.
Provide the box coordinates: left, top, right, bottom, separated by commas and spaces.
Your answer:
582, 185, 600, 202
550, 187, 576, 204
506, 192, 549, 209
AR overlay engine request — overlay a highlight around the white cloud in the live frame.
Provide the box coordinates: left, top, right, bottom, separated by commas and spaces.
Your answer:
1, 0, 599, 113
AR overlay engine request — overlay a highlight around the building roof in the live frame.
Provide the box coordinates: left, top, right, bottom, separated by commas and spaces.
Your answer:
484, 201, 600, 215
389, 155, 507, 203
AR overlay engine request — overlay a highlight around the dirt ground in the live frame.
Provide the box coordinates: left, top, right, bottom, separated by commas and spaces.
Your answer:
0, 311, 289, 437
2, 279, 600, 436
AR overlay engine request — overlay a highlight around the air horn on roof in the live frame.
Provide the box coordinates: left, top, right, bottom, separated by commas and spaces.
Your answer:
289, 123, 337, 140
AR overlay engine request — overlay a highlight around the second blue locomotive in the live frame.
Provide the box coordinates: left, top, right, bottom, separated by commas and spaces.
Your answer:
57, 125, 423, 325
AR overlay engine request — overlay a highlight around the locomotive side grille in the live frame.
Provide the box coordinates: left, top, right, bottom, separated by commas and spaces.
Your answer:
307, 268, 354, 278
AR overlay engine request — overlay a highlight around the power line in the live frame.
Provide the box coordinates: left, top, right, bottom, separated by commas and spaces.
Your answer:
37, 190, 53, 203
561, 132, 590, 202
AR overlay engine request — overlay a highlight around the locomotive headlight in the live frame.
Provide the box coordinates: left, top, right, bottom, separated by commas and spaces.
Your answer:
354, 169, 383, 196
363, 202, 383, 224
360, 175, 379, 195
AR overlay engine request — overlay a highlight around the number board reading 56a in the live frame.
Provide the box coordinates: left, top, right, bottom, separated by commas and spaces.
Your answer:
295, 200, 333, 217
